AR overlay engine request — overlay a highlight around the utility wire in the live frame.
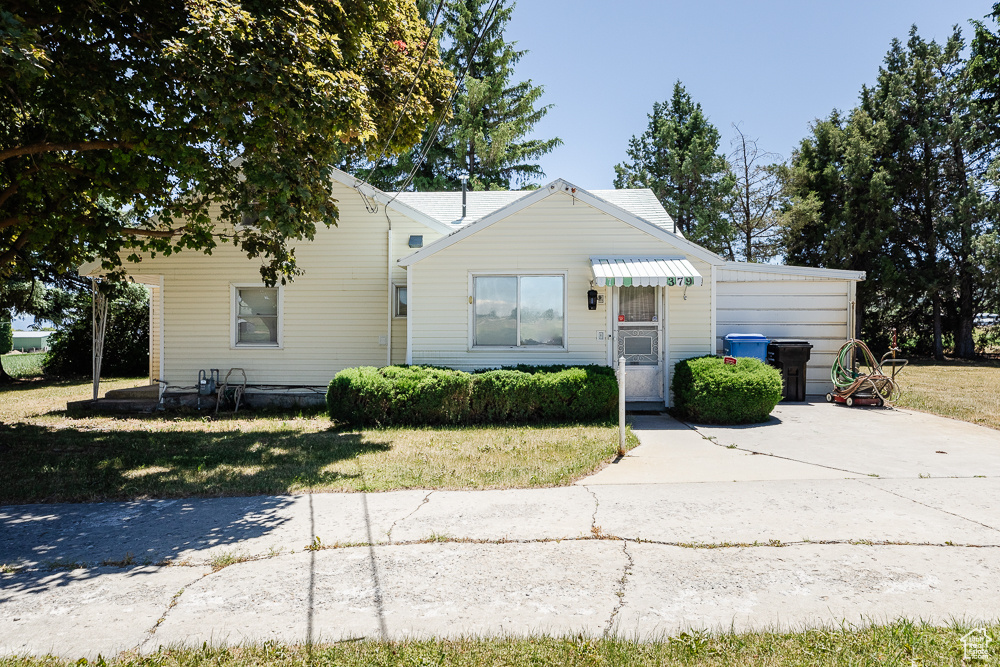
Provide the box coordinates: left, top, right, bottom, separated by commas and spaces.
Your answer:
355, 0, 447, 214
363, 0, 447, 186
387, 0, 504, 205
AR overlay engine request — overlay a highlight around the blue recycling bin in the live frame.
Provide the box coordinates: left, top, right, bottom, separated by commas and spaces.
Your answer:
723, 333, 770, 362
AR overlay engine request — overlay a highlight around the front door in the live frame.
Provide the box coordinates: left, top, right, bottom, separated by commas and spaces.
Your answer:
614, 286, 663, 401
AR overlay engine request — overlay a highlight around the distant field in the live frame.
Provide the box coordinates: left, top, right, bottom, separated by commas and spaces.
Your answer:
0, 352, 45, 379
893, 359, 1000, 431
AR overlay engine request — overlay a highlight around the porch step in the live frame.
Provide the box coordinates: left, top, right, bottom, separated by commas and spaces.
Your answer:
625, 401, 667, 415
104, 385, 160, 400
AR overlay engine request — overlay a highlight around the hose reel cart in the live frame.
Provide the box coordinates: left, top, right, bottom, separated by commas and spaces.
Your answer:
826, 331, 907, 407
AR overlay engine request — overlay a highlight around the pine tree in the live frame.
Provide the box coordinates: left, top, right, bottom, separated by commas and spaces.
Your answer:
363, 0, 561, 191
613, 82, 735, 254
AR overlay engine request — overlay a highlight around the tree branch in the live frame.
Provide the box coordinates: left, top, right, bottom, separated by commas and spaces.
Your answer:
120, 227, 187, 239
0, 141, 136, 162
0, 233, 31, 266
0, 216, 22, 231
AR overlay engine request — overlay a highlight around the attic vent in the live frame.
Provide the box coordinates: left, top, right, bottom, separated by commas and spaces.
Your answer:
408, 235, 423, 248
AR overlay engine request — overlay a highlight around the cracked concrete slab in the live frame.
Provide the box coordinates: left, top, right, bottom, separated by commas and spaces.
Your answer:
150, 550, 381, 647
691, 403, 1000, 479
388, 487, 595, 542
153, 541, 623, 646
590, 480, 1000, 545
0, 565, 208, 660
580, 414, 862, 484
615, 542, 1000, 637
0, 491, 431, 568
863, 477, 1000, 532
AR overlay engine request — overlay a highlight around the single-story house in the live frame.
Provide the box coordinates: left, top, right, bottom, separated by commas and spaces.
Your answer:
79, 168, 864, 406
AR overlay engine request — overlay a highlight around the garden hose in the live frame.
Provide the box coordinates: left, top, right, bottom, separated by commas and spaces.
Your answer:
830, 339, 901, 403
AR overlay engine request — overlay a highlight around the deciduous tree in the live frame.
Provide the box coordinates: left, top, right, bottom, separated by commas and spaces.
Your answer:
724, 125, 784, 263
1, 1, 453, 285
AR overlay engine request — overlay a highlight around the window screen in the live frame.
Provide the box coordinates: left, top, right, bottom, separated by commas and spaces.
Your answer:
236, 287, 278, 345
619, 286, 656, 322
395, 286, 407, 317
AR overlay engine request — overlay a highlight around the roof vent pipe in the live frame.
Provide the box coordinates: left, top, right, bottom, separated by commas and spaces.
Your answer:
459, 174, 468, 219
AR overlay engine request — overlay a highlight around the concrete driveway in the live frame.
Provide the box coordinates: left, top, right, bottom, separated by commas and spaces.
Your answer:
582, 402, 1000, 484
694, 402, 1000, 479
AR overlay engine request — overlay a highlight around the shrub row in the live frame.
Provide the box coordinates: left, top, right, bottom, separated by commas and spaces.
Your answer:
326, 365, 618, 426
671, 355, 782, 425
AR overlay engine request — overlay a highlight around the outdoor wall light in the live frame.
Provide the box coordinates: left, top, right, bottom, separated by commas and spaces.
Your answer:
587, 289, 598, 310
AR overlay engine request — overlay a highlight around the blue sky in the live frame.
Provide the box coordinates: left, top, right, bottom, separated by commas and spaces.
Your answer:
505, 0, 992, 189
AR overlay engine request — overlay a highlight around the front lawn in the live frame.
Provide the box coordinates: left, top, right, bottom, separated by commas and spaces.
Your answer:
893, 359, 1000, 431
0, 378, 634, 504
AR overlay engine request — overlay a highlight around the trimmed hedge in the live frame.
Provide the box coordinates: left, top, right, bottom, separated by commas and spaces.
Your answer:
327, 365, 618, 426
671, 355, 783, 424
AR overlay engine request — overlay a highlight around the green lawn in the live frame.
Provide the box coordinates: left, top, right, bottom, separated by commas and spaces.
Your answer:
893, 358, 1000, 431
0, 377, 635, 504
0, 352, 45, 379
3, 621, 996, 666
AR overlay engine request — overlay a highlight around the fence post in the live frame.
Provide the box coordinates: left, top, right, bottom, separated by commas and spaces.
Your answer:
618, 355, 626, 457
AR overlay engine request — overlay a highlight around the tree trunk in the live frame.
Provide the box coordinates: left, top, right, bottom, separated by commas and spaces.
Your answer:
955, 272, 976, 358
0, 360, 13, 384
950, 139, 977, 359
932, 292, 944, 360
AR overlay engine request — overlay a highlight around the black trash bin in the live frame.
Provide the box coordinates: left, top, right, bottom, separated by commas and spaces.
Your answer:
766, 341, 813, 402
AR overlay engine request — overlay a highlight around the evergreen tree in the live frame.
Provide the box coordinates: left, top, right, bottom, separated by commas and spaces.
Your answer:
783, 26, 997, 358
614, 82, 735, 254
862, 27, 993, 358
781, 109, 896, 344
361, 0, 561, 191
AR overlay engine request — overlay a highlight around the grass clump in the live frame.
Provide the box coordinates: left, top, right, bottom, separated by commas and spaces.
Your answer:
671, 355, 782, 425
2, 620, 996, 665
327, 365, 617, 427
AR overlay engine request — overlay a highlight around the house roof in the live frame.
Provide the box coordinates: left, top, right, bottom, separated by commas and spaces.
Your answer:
398, 179, 725, 268
390, 188, 678, 233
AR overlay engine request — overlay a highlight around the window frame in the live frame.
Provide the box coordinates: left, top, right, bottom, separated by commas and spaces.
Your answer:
394, 284, 407, 318
468, 271, 568, 352
230, 283, 283, 349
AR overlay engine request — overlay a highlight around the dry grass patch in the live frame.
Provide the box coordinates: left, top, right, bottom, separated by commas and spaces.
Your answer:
893, 359, 1000, 431
0, 378, 635, 504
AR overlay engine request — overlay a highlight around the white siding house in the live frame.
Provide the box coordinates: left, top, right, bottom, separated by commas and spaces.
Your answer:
80, 169, 864, 406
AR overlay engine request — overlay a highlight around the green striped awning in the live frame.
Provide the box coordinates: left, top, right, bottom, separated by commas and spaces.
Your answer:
590, 257, 703, 287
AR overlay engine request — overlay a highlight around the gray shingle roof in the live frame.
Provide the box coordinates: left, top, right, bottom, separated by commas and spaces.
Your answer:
390, 187, 677, 234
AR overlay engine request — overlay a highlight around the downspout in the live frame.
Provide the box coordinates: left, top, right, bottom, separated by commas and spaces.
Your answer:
386, 214, 393, 366
406, 265, 413, 365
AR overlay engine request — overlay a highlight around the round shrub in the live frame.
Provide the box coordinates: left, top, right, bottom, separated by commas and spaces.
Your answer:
329, 364, 618, 426
327, 366, 472, 426
671, 355, 782, 424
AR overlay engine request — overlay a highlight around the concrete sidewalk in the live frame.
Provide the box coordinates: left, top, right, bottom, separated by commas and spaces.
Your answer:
3, 410, 1000, 658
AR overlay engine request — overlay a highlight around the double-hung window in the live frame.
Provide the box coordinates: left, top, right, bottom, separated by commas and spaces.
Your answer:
472, 274, 565, 348
232, 285, 282, 347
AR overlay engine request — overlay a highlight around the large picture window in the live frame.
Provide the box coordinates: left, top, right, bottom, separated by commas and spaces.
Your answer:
473, 275, 565, 348
232, 285, 281, 347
